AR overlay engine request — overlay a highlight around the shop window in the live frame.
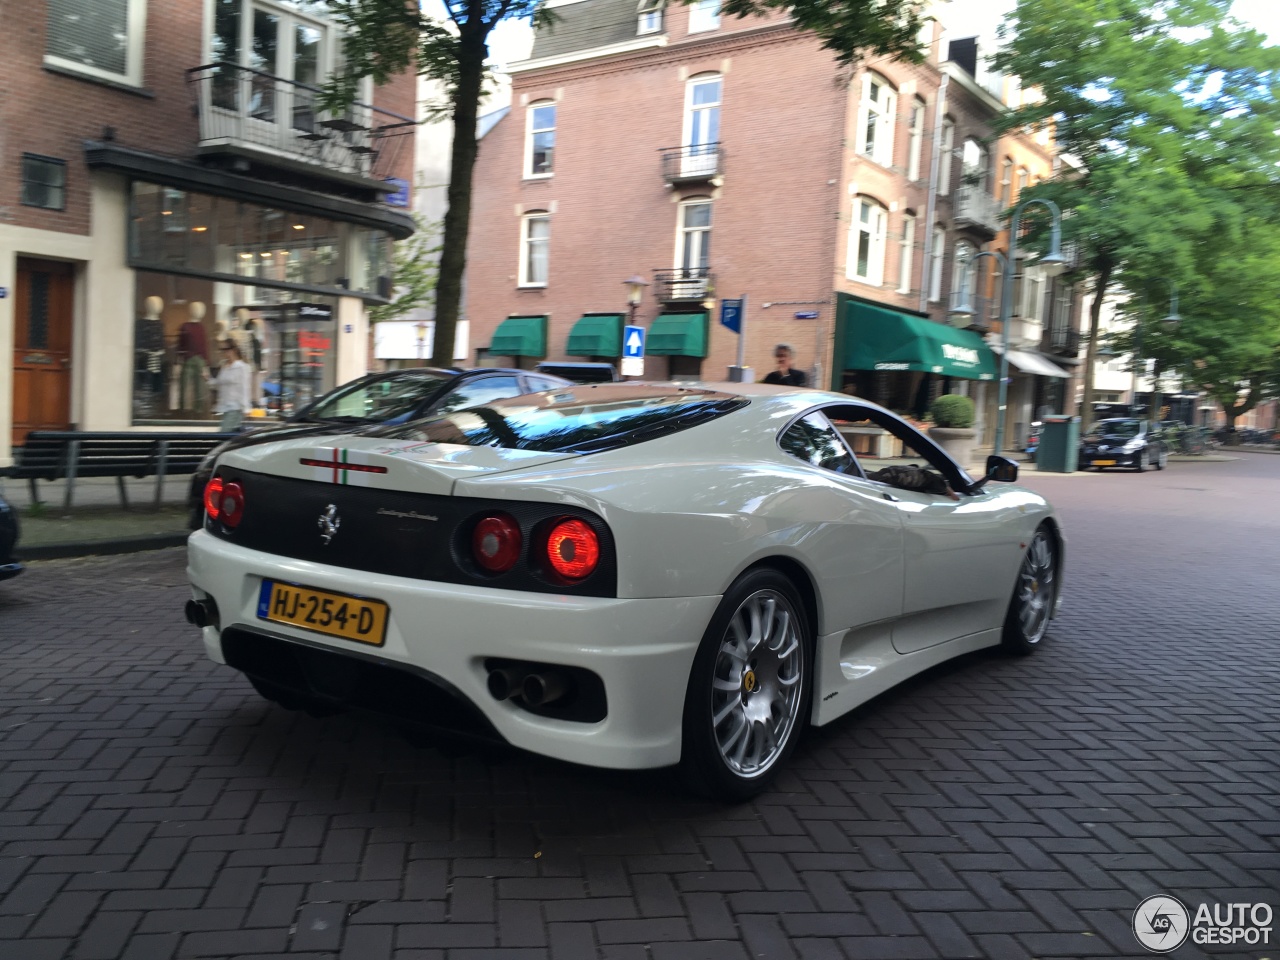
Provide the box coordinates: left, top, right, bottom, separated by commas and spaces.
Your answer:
21, 155, 66, 211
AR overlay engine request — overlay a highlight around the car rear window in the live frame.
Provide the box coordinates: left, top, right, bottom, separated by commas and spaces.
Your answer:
372, 387, 748, 453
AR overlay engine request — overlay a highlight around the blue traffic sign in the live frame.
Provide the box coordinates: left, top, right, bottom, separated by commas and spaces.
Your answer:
383, 178, 410, 207
623, 325, 646, 358
720, 298, 743, 333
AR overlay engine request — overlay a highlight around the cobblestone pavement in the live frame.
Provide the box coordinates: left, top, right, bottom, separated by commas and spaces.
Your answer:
1, 453, 1277, 960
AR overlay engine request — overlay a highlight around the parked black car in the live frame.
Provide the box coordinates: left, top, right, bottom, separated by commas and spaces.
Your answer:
1079, 418, 1168, 472
533, 361, 621, 383
0, 489, 22, 582
187, 367, 570, 527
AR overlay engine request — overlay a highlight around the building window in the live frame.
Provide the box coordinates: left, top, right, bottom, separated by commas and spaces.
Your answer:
637, 0, 663, 34
682, 74, 721, 175
961, 138, 988, 191
897, 214, 916, 294
677, 198, 712, 270
999, 158, 1013, 207
688, 0, 719, 32
1021, 265, 1045, 322
857, 73, 898, 168
526, 101, 556, 177
520, 212, 550, 287
21, 155, 67, 211
937, 118, 955, 195
951, 240, 976, 310
929, 226, 946, 302
907, 97, 926, 181
1016, 166, 1030, 201
45, 0, 147, 86
848, 198, 888, 285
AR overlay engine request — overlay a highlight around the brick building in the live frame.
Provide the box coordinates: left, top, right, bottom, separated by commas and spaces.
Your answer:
0, 0, 416, 465
465, 0, 1083, 448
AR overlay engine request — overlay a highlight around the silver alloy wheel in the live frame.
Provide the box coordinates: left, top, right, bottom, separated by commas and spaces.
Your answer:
710, 589, 804, 778
1016, 531, 1055, 644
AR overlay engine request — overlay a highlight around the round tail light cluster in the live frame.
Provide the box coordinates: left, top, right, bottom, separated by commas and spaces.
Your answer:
472, 514, 521, 573
545, 519, 600, 581
469, 513, 602, 583
203, 476, 246, 528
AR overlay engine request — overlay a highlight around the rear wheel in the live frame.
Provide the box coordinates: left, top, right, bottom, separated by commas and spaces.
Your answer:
680, 570, 812, 802
1002, 528, 1057, 654
1134, 450, 1147, 472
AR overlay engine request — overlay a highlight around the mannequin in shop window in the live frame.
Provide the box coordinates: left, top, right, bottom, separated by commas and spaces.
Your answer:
134, 296, 167, 416
229, 307, 256, 367
177, 301, 210, 414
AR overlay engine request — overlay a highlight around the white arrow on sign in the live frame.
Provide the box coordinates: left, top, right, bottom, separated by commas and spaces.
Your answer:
626, 330, 643, 354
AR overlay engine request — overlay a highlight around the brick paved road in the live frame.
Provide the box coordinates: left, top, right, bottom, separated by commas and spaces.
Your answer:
1, 453, 1277, 960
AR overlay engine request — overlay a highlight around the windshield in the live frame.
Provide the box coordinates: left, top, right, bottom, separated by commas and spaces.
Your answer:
372, 386, 748, 453
302, 372, 451, 423
1094, 420, 1141, 439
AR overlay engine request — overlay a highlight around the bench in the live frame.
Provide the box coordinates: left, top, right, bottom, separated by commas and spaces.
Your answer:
3, 431, 236, 511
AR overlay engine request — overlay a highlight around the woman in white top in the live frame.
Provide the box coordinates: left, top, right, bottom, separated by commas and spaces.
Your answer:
211, 340, 253, 432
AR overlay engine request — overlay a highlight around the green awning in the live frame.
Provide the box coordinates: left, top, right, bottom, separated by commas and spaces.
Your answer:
566, 313, 623, 357
489, 315, 547, 357
647, 312, 707, 357
844, 301, 997, 380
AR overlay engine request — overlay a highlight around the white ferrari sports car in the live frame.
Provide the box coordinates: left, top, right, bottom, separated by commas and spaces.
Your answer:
186, 383, 1063, 800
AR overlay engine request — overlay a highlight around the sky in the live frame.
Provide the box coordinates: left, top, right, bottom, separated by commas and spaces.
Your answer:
484, 0, 1278, 68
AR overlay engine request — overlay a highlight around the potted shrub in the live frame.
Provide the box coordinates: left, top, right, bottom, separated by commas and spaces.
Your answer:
928, 394, 977, 465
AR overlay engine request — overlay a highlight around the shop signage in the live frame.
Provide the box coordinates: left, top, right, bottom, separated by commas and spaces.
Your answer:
941, 343, 980, 367
298, 303, 334, 321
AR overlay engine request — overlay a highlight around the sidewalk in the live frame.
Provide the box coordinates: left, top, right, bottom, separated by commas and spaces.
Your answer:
2, 475, 191, 560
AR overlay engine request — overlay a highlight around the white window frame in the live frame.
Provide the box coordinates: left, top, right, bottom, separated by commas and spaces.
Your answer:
45, 0, 149, 87
897, 214, 916, 294
524, 100, 556, 178
928, 226, 946, 302
937, 118, 955, 195
951, 240, 976, 311
519, 212, 550, 287
856, 72, 898, 169
688, 0, 719, 33
1016, 166, 1029, 202
1021, 264, 1045, 322
637, 0, 663, 34
961, 138, 988, 192
907, 97, 926, 181
675, 197, 713, 271
681, 73, 721, 176
999, 158, 1013, 207
847, 198, 888, 285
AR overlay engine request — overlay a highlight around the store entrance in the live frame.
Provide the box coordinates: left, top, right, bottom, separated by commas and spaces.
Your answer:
12, 257, 74, 445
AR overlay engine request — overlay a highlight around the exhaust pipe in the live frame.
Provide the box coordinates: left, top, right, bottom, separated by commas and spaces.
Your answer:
487, 666, 526, 701
185, 598, 219, 629
522, 670, 570, 707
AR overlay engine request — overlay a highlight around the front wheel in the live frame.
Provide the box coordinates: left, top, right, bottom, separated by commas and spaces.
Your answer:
1002, 528, 1057, 655
1155, 447, 1166, 470
680, 570, 813, 802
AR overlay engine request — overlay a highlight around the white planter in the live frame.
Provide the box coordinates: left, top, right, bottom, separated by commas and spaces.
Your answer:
929, 426, 977, 467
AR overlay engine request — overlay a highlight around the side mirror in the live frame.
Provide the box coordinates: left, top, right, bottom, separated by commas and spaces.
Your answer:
985, 455, 1019, 483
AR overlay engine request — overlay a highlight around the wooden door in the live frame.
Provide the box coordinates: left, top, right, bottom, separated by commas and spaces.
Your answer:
12, 258, 74, 445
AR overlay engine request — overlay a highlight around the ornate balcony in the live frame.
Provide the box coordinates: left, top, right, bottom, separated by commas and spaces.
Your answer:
1044, 327, 1082, 358
187, 63, 415, 191
660, 143, 723, 185
954, 183, 1002, 238
653, 268, 714, 304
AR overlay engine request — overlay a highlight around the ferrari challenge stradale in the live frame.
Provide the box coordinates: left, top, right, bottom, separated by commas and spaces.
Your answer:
185, 383, 1064, 800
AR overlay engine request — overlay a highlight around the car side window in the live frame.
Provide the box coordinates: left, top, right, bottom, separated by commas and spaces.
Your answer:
823, 402, 967, 497
525, 376, 564, 392
779, 412, 858, 474
436, 376, 524, 414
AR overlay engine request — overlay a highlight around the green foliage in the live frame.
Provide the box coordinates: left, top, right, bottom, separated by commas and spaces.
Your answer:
930, 394, 975, 429
368, 214, 443, 325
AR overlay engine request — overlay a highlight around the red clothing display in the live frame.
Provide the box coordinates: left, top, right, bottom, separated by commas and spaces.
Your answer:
178, 322, 209, 362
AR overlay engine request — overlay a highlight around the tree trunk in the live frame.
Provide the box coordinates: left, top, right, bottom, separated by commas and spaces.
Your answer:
1079, 260, 1113, 433
430, 28, 488, 368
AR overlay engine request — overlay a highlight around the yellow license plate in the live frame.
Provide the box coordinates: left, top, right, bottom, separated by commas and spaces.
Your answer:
1093, 459, 1117, 466
257, 580, 389, 646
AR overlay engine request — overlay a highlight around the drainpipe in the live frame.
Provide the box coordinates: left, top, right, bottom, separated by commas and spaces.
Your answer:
918, 71, 950, 316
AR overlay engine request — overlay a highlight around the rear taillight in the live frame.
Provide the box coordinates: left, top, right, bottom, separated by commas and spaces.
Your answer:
203, 476, 224, 521
220, 481, 245, 529
545, 518, 600, 581
473, 514, 521, 573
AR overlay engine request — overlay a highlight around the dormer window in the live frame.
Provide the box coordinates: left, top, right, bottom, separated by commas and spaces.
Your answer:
637, 0, 663, 35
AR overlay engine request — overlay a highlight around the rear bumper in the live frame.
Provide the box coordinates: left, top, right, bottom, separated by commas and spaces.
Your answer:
186, 531, 719, 769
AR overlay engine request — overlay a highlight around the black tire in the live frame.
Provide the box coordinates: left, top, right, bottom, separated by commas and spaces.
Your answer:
1134, 449, 1147, 472
1155, 447, 1166, 470
248, 676, 341, 718
680, 569, 813, 802
1001, 527, 1057, 655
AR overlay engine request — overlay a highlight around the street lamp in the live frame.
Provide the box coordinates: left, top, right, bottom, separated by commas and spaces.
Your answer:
952, 197, 1066, 455
623, 274, 649, 325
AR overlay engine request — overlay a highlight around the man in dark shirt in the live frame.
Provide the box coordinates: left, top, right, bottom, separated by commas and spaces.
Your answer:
762, 343, 808, 387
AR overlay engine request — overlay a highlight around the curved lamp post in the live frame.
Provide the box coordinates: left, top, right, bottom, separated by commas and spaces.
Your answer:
951, 197, 1066, 455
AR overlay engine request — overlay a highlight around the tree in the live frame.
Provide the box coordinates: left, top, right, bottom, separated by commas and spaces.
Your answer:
991, 0, 1280, 429
322, 0, 926, 367
368, 214, 443, 325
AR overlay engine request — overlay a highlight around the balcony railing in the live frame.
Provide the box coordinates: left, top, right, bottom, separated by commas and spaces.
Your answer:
954, 182, 1003, 236
660, 143, 723, 184
1043, 327, 1082, 358
187, 63, 415, 186
653, 267, 714, 303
